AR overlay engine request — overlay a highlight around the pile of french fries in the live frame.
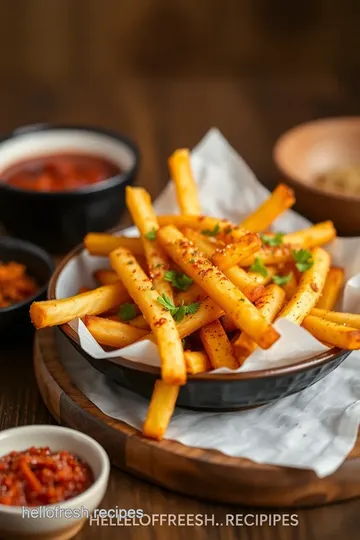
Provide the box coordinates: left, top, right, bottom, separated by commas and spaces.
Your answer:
30, 148, 360, 440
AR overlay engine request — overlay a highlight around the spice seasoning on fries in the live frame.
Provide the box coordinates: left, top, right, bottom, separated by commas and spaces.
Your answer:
30, 145, 360, 440
0, 261, 38, 308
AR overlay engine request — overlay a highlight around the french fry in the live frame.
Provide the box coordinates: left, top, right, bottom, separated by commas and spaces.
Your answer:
157, 215, 246, 240
84, 233, 144, 257
126, 187, 173, 300
168, 148, 201, 215
310, 308, 360, 329
85, 315, 148, 348
109, 248, 186, 385
234, 284, 286, 357
199, 320, 238, 369
248, 266, 277, 286
239, 184, 295, 232
283, 221, 336, 249
143, 380, 179, 440
128, 314, 150, 330
183, 228, 264, 302
158, 225, 280, 349
315, 266, 344, 310
184, 350, 212, 374
302, 316, 360, 350
281, 270, 298, 300
175, 284, 206, 305
278, 247, 331, 324
211, 233, 261, 270
93, 269, 120, 285
30, 282, 130, 329
220, 314, 237, 333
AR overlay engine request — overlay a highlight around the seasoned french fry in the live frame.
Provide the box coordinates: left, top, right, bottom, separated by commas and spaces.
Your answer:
110, 248, 186, 385
199, 320, 238, 369
239, 184, 295, 232
234, 284, 286, 357
184, 350, 212, 374
158, 225, 280, 349
30, 282, 130, 329
310, 308, 360, 329
302, 316, 360, 350
283, 221, 336, 249
183, 228, 264, 302
128, 314, 150, 330
84, 233, 144, 257
211, 233, 261, 270
126, 187, 173, 300
315, 266, 344, 310
85, 315, 148, 348
93, 269, 120, 285
281, 270, 298, 300
157, 215, 246, 240
175, 284, 206, 305
248, 266, 277, 286
278, 247, 331, 324
168, 148, 201, 215
220, 314, 237, 333
143, 380, 179, 440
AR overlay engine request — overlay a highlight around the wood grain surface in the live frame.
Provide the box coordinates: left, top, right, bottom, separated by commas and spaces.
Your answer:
1, 0, 360, 537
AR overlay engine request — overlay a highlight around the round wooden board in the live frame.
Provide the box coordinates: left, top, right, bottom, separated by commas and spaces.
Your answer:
34, 328, 360, 508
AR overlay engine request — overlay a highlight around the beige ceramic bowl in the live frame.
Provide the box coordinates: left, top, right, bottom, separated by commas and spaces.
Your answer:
273, 116, 360, 236
0, 425, 110, 539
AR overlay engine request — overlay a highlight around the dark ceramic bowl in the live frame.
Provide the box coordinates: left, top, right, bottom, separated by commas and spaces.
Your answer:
0, 124, 139, 253
273, 116, 360, 236
48, 230, 351, 411
0, 237, 54, 338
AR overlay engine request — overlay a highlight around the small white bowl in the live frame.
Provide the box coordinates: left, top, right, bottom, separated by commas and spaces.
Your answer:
0, 425, 110, 539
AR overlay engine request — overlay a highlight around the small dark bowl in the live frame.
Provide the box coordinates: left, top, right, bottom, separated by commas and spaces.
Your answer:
49, 232, 351, 411
0, 237, 54, 338
0, 124, 139, 253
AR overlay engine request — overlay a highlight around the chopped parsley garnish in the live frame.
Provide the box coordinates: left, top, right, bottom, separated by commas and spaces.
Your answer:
157, 294, 200, 322
291, 249, 314, 272
189, 259, 195, 263
164, 270, 193, 291
119, 303, 137, 321
201, 223, 220, 237
260, 232, 284, 247
272, 272, 293, 286
249, 257, 268, 277
145, 227, 157, 240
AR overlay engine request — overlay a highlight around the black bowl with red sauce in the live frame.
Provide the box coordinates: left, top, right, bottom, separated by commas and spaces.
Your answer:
0, 124, 139, 252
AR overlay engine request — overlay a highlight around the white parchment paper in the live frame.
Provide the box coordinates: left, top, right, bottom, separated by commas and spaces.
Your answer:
57, 129, 360, 477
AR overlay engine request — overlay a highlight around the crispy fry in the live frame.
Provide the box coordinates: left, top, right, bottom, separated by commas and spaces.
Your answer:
168, 148, 201, 215
126, 187, 173, 300
85, 315, 148, 348
30, 282, 130, 329
93, 269, 120, 285
175, 284, 206, 305
183, 228, 264, 302
158, 225, 280, 349
283, 221, 336, 249
157, 215, 246, 240
220, 314, 237, 333
239, 184, 295, 232
302, 315, 360, 350
310, 308, 360, 329
84, 233, 144, 257
211, 233, 261, 270
248, 266, 277, 286
143, 380, 179, 440
234, 284, 286, 357
184, 350, 212, 374
110, 248, 185, 385
128, 314, 150, 330
315, 266, 344, 310
278, 247, 331, 324
281, 270, 298, 300
199, 320, 238, 369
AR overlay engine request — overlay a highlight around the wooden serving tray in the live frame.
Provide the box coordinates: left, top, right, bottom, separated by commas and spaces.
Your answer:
34, 328, 360, 508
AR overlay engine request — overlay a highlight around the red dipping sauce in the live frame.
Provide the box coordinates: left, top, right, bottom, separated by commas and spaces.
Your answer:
0, 447, 93, 506
1, 153, 121, 192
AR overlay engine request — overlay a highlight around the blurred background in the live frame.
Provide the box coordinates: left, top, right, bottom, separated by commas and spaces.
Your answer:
1, 0, 360, 198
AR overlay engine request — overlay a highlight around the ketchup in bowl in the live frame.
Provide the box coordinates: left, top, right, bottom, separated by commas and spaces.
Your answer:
1, 153, 121, 192
0, 447, 93, 506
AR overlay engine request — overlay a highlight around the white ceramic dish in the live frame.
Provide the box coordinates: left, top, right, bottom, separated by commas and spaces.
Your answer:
0, 425, 110, 539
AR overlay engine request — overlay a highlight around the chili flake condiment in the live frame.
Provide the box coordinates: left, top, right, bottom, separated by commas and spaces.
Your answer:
0, 447, 93, 506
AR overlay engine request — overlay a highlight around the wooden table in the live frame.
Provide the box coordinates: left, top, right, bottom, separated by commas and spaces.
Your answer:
0, 337, 359, 540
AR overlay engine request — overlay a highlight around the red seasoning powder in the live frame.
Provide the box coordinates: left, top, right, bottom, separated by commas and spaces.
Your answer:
0, 447, 93, 506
